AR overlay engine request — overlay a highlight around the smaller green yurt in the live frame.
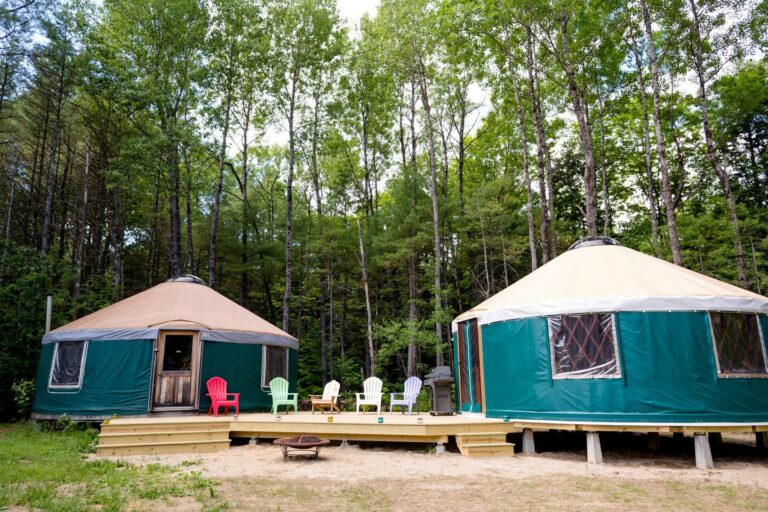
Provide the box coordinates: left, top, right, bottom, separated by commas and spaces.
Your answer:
32, 276, 298, 420
452, 237, 768, 424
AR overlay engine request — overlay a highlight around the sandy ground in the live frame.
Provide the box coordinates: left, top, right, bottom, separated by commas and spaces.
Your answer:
104, 433, 768, 490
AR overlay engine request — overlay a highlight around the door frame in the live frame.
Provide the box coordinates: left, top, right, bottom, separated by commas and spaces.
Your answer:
150, 330, 202, 411
457, 318, 485, 415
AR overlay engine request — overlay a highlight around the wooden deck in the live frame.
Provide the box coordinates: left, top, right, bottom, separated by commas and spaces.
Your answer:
95, 412, 768, 459
96, 412, 518, 456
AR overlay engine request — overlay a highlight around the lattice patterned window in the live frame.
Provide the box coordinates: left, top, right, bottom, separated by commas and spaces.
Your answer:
710, 313, 767, 377
262, 345, 289, 389
548, 313, 621, 379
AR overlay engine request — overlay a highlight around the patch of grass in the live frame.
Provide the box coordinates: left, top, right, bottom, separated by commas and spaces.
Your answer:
0, 422, 227, 511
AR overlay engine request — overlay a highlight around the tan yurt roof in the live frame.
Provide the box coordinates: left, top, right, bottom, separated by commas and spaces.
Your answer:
454, 238, 768, 330
43, 276, 297, 348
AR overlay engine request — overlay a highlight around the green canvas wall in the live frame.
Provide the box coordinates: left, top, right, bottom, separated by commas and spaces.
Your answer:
198, 342, 298, 413
33, 339, 299, 418
32, 340, 154, 417
478, 312, 768, 423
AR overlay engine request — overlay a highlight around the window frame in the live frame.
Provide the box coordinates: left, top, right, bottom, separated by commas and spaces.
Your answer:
708, 312, 768, 379
261, 345, 290, 390
48, 340, 88, 391
548, 312, 623, 380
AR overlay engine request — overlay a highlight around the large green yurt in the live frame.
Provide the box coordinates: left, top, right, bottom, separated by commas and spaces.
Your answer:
452, 238, 768, 424
32, 276, 298, 420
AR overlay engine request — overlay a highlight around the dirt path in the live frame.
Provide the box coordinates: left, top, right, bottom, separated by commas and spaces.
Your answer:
110, 436, 768, 490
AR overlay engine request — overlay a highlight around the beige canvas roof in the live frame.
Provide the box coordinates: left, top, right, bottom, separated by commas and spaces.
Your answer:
454, 243, 768, 329
44, 279, 297, 348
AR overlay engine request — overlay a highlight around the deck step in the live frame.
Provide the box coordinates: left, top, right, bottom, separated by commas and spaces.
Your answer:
455, 431, 508, 446
457, 441, 515, 458
100, 420, 232, 435
98, 429, 230, 446
96, 439, 231, 456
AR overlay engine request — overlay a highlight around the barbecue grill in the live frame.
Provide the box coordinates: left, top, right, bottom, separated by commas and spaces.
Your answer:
424, 366, 454, 415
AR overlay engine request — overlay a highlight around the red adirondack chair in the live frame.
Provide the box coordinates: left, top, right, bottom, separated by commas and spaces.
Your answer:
206, 376, 240, 417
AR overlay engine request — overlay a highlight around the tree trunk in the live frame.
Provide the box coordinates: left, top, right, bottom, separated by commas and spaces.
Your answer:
41, 89, 64, 257
631, 39, 660, 254
597, 98, 610, 235
182, 145, 194, 274
282, 84, 297, 334
209, 89, 231, 288
168, 138, 183, 277
525, 27, 550, 262
502, 21, 538, 270
74, 149, 90, 306
559, 13, 598, 237
414, 41, 444, 367
407, 252, 417, 377
310, 89, 328, 385
687, 0, 747, 286
240, 99, 252, 306
357, 217, 375, 376
641, 0, 682, 265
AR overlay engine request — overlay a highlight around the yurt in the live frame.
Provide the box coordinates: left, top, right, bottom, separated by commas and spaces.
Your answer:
32, 275, 298, 419
452, 237, 768, 424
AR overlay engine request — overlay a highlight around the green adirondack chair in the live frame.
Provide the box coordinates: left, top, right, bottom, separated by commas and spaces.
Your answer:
268, 377, 298, 414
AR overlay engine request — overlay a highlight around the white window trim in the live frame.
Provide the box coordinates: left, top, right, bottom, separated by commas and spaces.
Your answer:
548, 313, 623, 380
261, 345, 289, 390
709, 312, 768, 379
48, 340, 88, 391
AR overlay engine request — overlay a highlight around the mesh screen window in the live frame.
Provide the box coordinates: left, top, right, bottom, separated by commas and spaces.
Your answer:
262, 346, 289, 388
710, 312, 767, 376
548, 313, 621, 379
50, 341, 87, 388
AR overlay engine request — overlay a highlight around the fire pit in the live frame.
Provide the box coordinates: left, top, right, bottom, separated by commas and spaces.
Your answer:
273, 434, 331, 462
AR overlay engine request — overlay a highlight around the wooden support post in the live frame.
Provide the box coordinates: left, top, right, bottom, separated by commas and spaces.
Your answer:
647, 432, 661, 453
586, 432, 603, 464
694, 433, 713, 469
757, 431, 767, 451
522, 428, 536, 455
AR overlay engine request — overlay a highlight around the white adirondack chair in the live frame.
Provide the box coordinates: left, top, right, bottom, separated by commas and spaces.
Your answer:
310, 380, 341, 414
355, 377, 383, 414
389, 376, 422, 415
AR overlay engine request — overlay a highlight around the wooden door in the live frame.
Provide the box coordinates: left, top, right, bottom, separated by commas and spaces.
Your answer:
152, 331, 200, 409
457, 319, 483, 413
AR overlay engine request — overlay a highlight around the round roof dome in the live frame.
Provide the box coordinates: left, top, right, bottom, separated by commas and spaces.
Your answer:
454, 243, 768, 328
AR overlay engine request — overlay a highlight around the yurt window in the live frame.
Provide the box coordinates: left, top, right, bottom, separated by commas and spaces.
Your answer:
548, 313, 621, 379
709, 313, 767, 377
262, 346, 289, 389
49, 341, 87, 389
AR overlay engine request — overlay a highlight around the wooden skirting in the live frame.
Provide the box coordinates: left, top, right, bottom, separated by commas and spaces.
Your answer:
506, 420, 768, 434
95, 412, 768, 457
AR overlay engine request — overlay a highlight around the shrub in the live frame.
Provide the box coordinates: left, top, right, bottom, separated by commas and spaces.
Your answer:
11, 379, 35, 418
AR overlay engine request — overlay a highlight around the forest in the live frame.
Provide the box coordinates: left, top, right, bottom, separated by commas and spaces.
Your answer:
0, 0, 766, 419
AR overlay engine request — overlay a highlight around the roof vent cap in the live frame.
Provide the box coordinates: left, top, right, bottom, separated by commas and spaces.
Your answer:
568, 236, 622, 251
166, 274, 206, 285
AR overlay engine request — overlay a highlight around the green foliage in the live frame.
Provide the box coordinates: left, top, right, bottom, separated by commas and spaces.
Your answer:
11, 379, 35, 419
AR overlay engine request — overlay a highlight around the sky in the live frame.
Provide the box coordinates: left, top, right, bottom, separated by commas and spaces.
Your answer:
337, 0, 380, 34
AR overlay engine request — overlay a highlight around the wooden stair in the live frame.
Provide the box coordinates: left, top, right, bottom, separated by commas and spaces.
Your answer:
455, 432, 515, 457
97, 419, 232, 456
